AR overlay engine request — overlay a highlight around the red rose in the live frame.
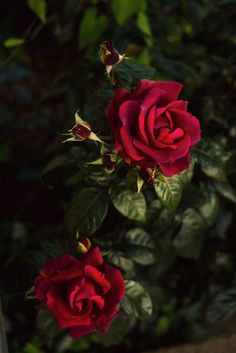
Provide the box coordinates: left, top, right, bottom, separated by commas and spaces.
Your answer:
34, 247, 125, 339
106, 79, 200, 177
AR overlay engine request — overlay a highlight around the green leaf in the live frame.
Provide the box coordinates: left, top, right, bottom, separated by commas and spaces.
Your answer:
108, 250, 134, 275
192, 139, 226, 181
122, 280, 153, 319
4, 37, 25, 48
41, 154, 73, 176
197, 185, 219, 226
24, 343, 41, 353
111, 0, 146, 26
38, 236, 68, 258
114, 61, 155, 89
136, 11, 151, 36
109, 183, 146, 222
125, 228, 155, 265
79, 7, 108, 49
36, 308, 59, 340
27, 0, 46, 22
214, 181, 236, 204
66, 187, 109, 236
173, 208, 206, 259
206, 287, 236, 324
154, 174, 183, 212
179, 159, 195, 185
146, 198, 176, 236
94, 313, 135, 347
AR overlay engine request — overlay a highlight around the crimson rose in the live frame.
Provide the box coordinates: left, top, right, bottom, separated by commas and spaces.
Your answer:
106, 79, 200, 176
34, 247, 125, 339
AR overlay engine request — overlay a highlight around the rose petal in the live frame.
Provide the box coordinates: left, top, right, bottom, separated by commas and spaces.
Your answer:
167, 100, 188, 111
67, 278, 97, 309
137, 88, 165, 144
52, 263, 84, 283
96, 309, 119, 334
169, 109, 201, 146
103, 265, 125, 310
95, 265, 125, 333
132, 79, 157, 98
80, 247, 103, 267
46, 285, 92, 328
106, 88, 130, 123
39, 254, 78, 279
168, 128, 184, 141
34, 277, 51, 301
146, 105, 156, 142
167, 134, 191, 162
119, 100, 141, 127
119, 126, 144, 161
89, 295, 105, 309
157, 81, 183, 102
84, 265, 111, 294
132, 79, 182, 103
133, 138, 171, 163
159, 153, 190, 177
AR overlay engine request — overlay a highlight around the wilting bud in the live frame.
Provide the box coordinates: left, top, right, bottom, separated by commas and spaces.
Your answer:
100, 41, 120, 65
72, 123, 91, 140
140, 168, 156, 186
74, 237, 91, 254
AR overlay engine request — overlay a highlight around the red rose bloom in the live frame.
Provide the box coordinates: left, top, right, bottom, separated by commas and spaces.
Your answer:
34, 247, 125, 339
106, 79, 201, 177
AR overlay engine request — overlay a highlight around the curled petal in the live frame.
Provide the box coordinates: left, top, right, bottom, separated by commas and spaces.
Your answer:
170, 109, 201, 146
46, 285, 92, 329
84, 265, 111, 294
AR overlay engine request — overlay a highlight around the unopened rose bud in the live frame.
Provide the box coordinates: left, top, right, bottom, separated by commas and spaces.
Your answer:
100, 41, 127, 84
100, 41, 120, 65
102, 153, 117, 171
72, 123, 91, 140
74, 237, 91, 254
140, 168, 156, 186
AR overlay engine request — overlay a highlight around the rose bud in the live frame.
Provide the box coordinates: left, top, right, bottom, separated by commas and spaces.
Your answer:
100, 41, 120, 66
100, 41, 127, 84
72, 123, 91, 140
74, 237, 91, 254
34, 247, 125, 339
64, 111, 103, 143
140, 168, 156, 186
106, 80, 201, 177
102, 153, 117, 171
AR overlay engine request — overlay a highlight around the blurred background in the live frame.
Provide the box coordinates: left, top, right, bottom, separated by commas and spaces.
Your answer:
1, 0, 236, 352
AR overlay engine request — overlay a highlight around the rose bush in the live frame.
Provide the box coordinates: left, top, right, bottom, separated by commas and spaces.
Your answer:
106, 79, 201, 176
34, 247, 125, 339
